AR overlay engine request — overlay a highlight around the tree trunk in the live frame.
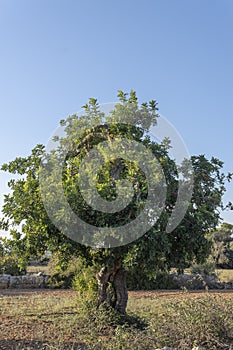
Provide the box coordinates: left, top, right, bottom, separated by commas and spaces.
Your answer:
96, 260, 128, 314
112, 268, 128, 314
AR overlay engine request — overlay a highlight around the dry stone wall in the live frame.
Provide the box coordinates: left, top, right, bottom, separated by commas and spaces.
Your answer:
169, 272, 233, 290
0, 274, 49, 289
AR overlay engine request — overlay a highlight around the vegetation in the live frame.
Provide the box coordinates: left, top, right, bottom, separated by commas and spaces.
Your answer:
209, 222, 233, 268
0, 91, 232, 313
0, 239, 26, 275
216, 268, 233, 282
0, 290, 232, 350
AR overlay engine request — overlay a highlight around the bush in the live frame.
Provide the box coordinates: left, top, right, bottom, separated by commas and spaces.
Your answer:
0, 254, 26, 275
72, 262, 98, 299
190, 261, 216, 276
48, 253, 100, 291
149, 294, 233, 350
48, 253, 85, 288
77, 293, 233, 350
127, 269, 178, 290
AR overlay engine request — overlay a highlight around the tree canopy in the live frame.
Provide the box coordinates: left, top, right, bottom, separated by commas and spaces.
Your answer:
1, 90, 232, 313
209, 222, 233, 268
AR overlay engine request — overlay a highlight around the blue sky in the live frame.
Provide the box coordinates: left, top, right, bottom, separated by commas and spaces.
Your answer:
0, 0, 233, 237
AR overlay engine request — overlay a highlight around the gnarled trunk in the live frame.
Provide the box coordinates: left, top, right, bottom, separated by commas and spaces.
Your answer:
96, 259, 128, 314
112, 267, 128, 314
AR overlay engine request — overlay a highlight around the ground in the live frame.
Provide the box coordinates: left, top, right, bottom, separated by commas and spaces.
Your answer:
0, 289, 233, 350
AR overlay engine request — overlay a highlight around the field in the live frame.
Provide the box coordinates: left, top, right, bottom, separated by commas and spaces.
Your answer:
216, 269, 233, 283
0, 289, 233, 350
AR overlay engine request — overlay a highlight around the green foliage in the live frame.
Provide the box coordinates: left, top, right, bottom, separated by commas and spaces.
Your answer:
78, 302, 147, 340
0, 90, 231, 291
0, 238, 27, 275
147, 295, 233, 350
167, 155, 231, 271
209, 222, 233, 268
48, 254, 85, 288
190, 259, 216, 276
210, 222, 233, 245
0, 254, 26, 275
72, 260, 99, 303
126, 268, 177, 290
0, 240, 4, 257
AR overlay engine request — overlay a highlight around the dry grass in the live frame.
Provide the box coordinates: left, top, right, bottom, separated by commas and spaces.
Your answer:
26, 265, 50, 275
0, 289, 233, 349
216, 269, 233, 282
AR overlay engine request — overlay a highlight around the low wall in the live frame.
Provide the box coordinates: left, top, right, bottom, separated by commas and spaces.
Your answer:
169, 272, 233, 290
1, 272, 232, 290
0, 274, 49, 289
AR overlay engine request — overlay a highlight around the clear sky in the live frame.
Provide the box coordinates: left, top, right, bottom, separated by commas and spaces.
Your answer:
0, 0, 233, 238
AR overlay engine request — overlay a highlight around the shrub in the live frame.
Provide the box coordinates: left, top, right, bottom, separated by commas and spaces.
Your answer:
48, 253, 100, 290
191, 261, 216, 276
127, 269, 178, 290
149, 294, 233, 350
72, 261, 98, 304
0, 254, 26, 275
48, 253, 86, 288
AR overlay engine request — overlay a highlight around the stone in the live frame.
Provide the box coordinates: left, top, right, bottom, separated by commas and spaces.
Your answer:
0, 274, 50, 289
9, 276, 23, 288
169, 272, 231, 290
0, 274, 10, 289
35, 275, 47, 288
22, 275, 37, 288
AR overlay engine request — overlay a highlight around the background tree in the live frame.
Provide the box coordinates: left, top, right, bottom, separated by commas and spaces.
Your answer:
0, 238, 26, 275
1, 91, 231, 313
209, 222, 233, 268
166, 155, 232, 274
